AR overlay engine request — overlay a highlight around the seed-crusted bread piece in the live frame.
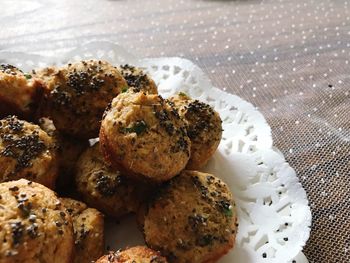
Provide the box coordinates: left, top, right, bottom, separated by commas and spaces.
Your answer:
0, 179, 74, 263
100, 92, 191, 183
169, 93, 222, 169
118, 64, 158, 94
35, 60, 128, 138
0, 64, 43, 120
76, 142, 145, 218
96, 246, 168, 263
0, 116, 58, 189
60, 198, 104, 263
143, 170, 237, 263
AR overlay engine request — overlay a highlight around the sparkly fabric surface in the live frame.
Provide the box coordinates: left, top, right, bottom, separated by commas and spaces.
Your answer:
1, 0, 349, 262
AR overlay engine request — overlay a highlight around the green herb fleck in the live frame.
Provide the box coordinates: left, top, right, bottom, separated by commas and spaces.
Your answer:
179, 92, 188, 97
223, 207, 233, 217
24, 73, 32, 80
120, 120, 147, 135
121, 86, 128, 93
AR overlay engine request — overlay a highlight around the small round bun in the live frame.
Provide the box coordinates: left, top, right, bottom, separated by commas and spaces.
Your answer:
0, 64, 43, 120
143, 170, 237, 263
118, 64, 158, 94
100, 92, 191, 182
60, 198, 104, 263
35, 60, 128, 138
75, 142, 144, 218
0, 116, 58, 189
169, 93, 222, 169
96, 246, 167, 263
0, 179, 74, 263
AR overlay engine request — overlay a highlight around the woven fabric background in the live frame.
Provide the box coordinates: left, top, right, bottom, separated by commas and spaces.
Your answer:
1, 0, 349, 262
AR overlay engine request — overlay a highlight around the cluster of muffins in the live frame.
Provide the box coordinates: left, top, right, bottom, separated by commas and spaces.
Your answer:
0, 61, 237, 263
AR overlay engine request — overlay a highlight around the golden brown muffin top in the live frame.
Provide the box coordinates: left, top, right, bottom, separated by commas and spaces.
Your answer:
0, 116, 58, 188
144, 170, 237, 263
0, 179, 74, 263
35, 60, 127, 138
101, 92, 191, 182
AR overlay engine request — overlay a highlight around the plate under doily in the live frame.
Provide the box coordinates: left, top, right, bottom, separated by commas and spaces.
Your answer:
0, 40, 312, 263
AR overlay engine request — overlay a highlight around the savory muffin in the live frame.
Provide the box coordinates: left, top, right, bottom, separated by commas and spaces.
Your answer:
60, 198, 104, 263
143, 171, 237, 263
75, 142, 144, 218
35, 60, 128, 138
0, 179, 74, 263
56, 135, 88, 191
38, 117, 88, 191
0, 64, 43, 120
118, 64, 158, 94
0, 116, 58, 189
100, 92, 191, 183
96, 246, 167, 263
169, 93, 222, 169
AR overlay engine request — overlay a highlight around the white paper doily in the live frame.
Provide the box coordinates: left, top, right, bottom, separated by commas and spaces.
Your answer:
0, 40, 311, 263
